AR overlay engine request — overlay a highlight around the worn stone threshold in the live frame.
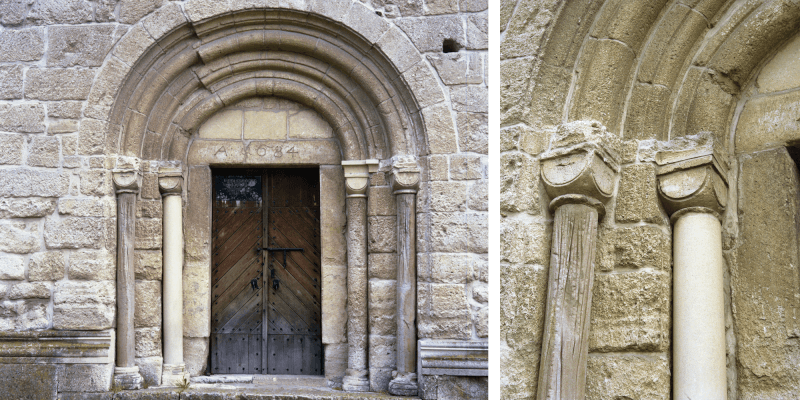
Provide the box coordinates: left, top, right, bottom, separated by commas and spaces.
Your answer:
99, 375, 419, 400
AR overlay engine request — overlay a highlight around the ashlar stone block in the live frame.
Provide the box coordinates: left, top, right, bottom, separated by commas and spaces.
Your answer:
135, 326, 162, 357
0, 103, 45, 133
368, 279, 396, 336
450, 154, 484, 180
0, 28, 44, 62
69, 250, 115, 281
429, 181, 467, 212
27, 135, 60, 168
468, 180, 488, 211
368, 216, 396, 253
0, 364, 56, 400
0, 222, 40, 254
58, 363, 113, 392
616, 163, 667, 224
598, 225, 671, 272
198, 109, 242, 139
395, 15, 464, 53
500, 218, 549, 266
135, 219, 162, 250
369, 253, 396, 280
427, 53, 483, 86
457, 112, 488, 154
27, 251, 65, 281
0, 133, 23, 164
418, 283, 472, 339
0, 254, 24, 280
48, 25, 116, 67
589, 271, 670, 352
25, 68, 95, 101
135, 250, 162, 281
53, 280, 115, 330
7, 282, 51, 299
119, 0, 164, 24
44, 217, 104, 249
451, 85, 488, 113
59, 198, 111, 218
585, 354, 670, 400
244, 110, 287, 140
0, 65, 23, 99
287, 110, 333, 139
28, 0, 93, 24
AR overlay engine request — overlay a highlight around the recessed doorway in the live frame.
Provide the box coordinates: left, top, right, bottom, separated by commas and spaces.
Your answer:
210, 168, 322, 376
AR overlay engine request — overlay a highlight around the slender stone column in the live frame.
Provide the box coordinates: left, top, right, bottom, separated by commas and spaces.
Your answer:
158, 164, 188, 386
112, 157, 143, 390
388, 160, 420, 397
538, 126, 619, 400
341, 160, 378, 392
656, 149, 728, 400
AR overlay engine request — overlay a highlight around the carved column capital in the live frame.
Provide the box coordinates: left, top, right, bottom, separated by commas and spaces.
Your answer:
342, 159, 379, 198
390, 156, 420, 195
653, 134, 728, 220
112, 156, 142, 194
158, 162, 184, 197
540, 139, 619, 216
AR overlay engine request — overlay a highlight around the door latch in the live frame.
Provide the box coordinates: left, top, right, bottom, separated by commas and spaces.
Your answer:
272, 278, 280, 291
250, 277, 259, 291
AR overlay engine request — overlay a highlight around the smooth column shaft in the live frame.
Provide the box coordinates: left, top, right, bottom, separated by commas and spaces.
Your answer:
538, 203, 599, 400
162, 193, 183, 366
116, 192, 137, 369
395, 193, 416, 374
673, 212, 726, 400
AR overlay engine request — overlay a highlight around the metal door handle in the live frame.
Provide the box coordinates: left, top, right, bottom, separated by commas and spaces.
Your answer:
250, 278, 259, 291
272, 278, 280, 291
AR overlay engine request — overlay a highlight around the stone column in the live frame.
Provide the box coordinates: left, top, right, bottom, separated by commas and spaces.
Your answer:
341, 160, 379, 392
158, 163, 189, 386
112, 157, 143, 390
657, 153, 728, 400
388, 159, 420, 397
538, 138, 618, 399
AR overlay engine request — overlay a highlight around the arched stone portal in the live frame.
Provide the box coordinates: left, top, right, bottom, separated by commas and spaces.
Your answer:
91, 1, 459, 395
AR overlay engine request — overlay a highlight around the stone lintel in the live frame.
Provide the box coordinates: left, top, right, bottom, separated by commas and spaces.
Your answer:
342, 159, 379, 197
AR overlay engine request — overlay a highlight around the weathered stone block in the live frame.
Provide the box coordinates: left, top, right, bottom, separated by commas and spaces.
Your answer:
500, 262, 548, 399
395, 15, 464, 53
0, 169, 68, 197
44, 217, 104, 249
430, 212, 487, 253
58, 363, 113, 392
198, 109, 242, 140
428, 155, 448, 181
0, 103, 45, 133
589, 271, 670, 352
0, 197, 55, 218
457, 112, 488, 154
136, 327, 162, 358
368, 186, 395, 216
475, 306, 488, 338
467, 180, 488, 211
53, 280, 115, 330
135, 219, 162, 250
28, 0, 93, 24
368, 253, 395, 280
287, 110, 333, 139
0, 364, 56, 400
368, 279, 396, 336
418, 283, 471, 339
7, 282, 51, 299
48, 119, 79, 134
25, 68, 95, 101
135, 355, 163, 388
135, 280, 162, 328
184, 337, 209, 376
429, 181, 467, 212
429, 253, 471, 284
426, 375, 488, 400
184, 260, 210, 338
0, 28, 44, 62
28, 251, 65, 281
0, 254, 24, 280
59, 198, 111, 218
466, 14, 488, 50
324, 342, 347, 387
0, 133, 23, 164
0, 65, 23, 99
368, 216, 396, 253
403, 61, 446, 109
427, 53, 483, 86
423, 103, 458, 154
69, 250, 114, 281
0, 222, 40, 253
616, 163, 666, 224
135, 250, 162, 281
49, 101, 83, 119
48, 25, 116, 67
27, 135, 60, 168
500, 153, 541, 215
119, 0, 164, 24
137, 200, 162, 219
586, 354, 670, 400
141, 2, 188, 39
450, 154, 484, 180
369, 335, 396, 370
598, 225, 671, 272
141, 172, 159, 200
451, 85, 488, 114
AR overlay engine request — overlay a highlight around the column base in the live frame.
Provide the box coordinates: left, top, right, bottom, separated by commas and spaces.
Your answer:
388, 372, 418, 396
113, 366, 143, 390
342, 370, 370, 392
161, 363, 190, 387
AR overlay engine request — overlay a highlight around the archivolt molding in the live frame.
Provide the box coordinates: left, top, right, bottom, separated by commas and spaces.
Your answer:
84, 0, 450, 163
516, 0, 800, 148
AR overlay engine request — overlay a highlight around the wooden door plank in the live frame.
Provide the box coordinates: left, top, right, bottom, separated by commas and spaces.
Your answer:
218, 291, 262, 334
212, 251, 259, 299
268, 289, 311, 333
214, 219, 261, 268
270, 267, 319, 331
212, 259, 261, 322
249, 334, 263, 374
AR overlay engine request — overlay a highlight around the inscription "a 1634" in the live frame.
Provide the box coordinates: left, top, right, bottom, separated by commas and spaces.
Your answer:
214, 144, 300, 159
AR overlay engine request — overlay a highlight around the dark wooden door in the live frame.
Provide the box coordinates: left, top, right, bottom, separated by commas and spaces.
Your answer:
210, 168, 321, 376
264, 169, 322, 375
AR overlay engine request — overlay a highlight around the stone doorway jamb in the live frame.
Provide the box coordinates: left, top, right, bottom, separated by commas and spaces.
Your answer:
341, 159, 379, 392
388, 156, 421, 397
537, 124, 619, 399
112, 156, 145, 390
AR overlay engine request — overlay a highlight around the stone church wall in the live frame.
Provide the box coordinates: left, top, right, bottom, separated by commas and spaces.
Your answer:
0, 0, 487, 398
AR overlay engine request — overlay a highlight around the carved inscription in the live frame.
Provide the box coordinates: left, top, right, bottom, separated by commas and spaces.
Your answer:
254, 145, 299, 158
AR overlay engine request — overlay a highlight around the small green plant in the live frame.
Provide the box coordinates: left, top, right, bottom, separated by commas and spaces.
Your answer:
176, 375, 191, 392
110, 380, 122, 394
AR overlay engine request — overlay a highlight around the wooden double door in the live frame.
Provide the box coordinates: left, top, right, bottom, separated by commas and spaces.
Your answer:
210, 168, 322, 375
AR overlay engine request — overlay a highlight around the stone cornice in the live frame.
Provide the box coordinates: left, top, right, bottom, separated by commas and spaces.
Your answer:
390, 155, 420, 195
112, 156, 141, 194
342, 159, 379, 197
